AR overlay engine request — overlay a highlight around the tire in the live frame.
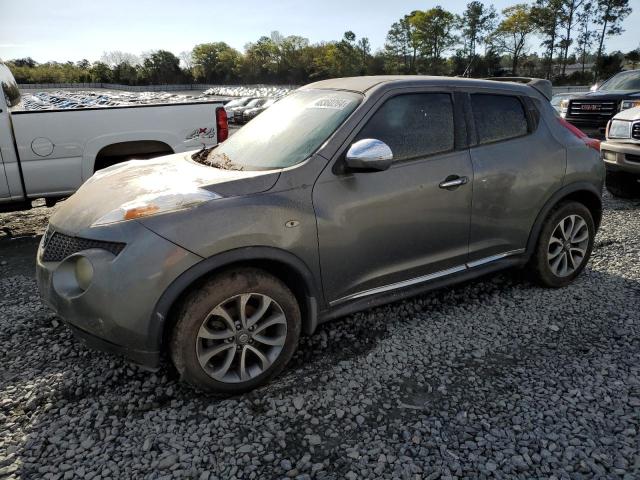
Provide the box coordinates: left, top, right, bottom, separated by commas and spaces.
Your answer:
170, 268, 301, 393
605, 171, 640, 199
529, 201, 595, 288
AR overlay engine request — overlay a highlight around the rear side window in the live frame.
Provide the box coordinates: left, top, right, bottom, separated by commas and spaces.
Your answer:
356, 93, 454, 162
471, 94, 528, 145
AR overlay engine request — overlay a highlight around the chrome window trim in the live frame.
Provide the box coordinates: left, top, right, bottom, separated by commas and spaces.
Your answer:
331, 248, 525, 305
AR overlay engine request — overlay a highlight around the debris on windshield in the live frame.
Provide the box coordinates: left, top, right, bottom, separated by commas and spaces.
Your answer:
191, 145, 243, 171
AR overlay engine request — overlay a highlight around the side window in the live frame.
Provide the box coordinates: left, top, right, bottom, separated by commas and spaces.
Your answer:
471, 94, 528, 145
355, 93, 454, 162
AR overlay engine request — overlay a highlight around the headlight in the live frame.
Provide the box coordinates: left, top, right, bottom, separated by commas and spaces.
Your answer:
608, 120, 631, 139
92, 189, 220, 227
621, 100, 640, 111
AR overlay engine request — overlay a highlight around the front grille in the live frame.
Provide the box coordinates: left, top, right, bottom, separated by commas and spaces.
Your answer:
567, 100, 617, 121
633, 122, 640, 140
42, 231, 125, 262
626, 153, 640, 164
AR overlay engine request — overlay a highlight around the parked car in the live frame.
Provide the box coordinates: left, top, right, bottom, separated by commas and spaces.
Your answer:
243, 98, 276, 122
223, 97, 257, 124
0, 60, 227, 212
600, 106, 640, 198
560, 69, 640, 138
232, 97, 268, 124
37, 76, 604, 393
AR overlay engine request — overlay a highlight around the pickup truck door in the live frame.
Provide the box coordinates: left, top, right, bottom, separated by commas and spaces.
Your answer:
0, 149, 9, 198
313, 92, 472, 305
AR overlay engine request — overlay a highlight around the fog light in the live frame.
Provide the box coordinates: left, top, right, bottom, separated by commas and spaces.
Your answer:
602, 150, 617, 163
75, 256, 94, 291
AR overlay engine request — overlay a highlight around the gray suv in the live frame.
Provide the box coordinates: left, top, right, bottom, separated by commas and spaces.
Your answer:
37, 76, 604, 393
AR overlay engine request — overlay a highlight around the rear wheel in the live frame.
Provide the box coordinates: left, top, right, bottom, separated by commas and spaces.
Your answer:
170, 268, 301, 393
529, 202, 595, 288
605, 171, 640, 199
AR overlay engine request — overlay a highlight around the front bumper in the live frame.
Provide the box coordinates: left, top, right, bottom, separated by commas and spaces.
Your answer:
601, 141, 640, 174
36, 221, 201, 368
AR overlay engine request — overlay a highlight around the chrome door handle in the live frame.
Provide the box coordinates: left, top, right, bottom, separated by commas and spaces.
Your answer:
439, 176, 469, 189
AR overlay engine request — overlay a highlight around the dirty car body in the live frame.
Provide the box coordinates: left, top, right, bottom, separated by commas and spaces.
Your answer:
37, 76, 604, 392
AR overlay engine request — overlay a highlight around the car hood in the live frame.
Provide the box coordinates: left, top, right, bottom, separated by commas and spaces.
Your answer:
582, 90, 640, 99
613, 106, 640, 121
50, 151, 280, 234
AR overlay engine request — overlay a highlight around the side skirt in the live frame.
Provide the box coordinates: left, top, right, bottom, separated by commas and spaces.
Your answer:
318, 254, 527, 325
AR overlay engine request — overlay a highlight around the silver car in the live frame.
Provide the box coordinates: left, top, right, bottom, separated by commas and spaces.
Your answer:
37, 76, 604, 393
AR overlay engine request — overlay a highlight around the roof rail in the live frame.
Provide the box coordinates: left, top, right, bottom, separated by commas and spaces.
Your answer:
485, 77, 553, 101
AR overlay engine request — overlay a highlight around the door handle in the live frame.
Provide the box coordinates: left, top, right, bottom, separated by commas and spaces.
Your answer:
439, 175, 469, 189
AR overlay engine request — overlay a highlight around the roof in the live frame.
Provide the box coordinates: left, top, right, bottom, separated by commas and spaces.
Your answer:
303, 75, 545, 98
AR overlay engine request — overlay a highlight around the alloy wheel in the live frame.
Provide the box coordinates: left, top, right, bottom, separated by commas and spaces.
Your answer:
547, 214, 590, 277
195, 293, 287, 383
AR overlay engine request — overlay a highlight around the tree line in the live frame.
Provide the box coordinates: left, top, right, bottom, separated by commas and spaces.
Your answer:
7, 0, 636, 87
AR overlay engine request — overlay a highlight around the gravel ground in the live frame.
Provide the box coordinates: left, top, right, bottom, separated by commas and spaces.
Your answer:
1, 193, 639, 479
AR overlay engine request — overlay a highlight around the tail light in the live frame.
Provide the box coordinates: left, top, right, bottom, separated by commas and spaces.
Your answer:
216, 107, 228, 143
557, 117, 600, 152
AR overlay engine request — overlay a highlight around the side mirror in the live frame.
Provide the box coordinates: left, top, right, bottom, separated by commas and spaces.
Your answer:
345, 139, 393, 172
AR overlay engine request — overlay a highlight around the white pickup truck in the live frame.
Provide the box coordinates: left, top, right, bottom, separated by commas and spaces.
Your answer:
0, 60, 228, 212
600, 106, 640, 198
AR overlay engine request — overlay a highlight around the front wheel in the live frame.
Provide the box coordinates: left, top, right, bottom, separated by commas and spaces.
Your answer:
529, 202, 595, 288
170, 268, 301, 393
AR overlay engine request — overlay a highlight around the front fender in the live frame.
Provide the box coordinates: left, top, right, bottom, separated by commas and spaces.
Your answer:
149, 246, 323, 351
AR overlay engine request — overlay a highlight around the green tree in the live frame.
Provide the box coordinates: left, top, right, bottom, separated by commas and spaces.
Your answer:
410, 6, 458, 73
141, 50, 183, 84
594, 0, 632, 79
383, 17, 416, 73
576, 2, 596, 76
532, 0, 565, 78
89, 62, 112, 83
192, 42, 242, 83
460, 2, 497, 65
491, 4, 537, 75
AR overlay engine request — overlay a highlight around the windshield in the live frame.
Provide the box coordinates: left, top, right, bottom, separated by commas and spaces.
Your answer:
0, 61, 20, 107
204, 89, 362, 170
245, 98, 264, 108
599, 71, 640, 91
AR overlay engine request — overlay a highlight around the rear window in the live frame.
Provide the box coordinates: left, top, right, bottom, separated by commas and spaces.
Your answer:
355, 93, 454, 162
471, 94, 528, 145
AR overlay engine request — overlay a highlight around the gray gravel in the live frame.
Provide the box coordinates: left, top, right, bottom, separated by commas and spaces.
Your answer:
1, 193, 639, 479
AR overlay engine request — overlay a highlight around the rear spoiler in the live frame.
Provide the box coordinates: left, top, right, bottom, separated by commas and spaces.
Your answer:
485, 77, 553, 101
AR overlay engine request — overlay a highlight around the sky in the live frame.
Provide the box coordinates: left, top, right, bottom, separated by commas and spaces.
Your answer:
1, 0, 639, 64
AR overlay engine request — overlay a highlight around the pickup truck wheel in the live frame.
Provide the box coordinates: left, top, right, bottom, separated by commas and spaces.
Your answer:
529, 202, 595, 288
605, 171, 640, 199
170, 268, 301, 393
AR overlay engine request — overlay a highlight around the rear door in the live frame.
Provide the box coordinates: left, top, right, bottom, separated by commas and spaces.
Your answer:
313, 91, 473, 304
466, 92, 565, 263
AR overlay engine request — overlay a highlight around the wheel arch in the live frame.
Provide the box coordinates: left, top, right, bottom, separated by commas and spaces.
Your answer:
150, 247, 323, 353
526, 182, 602, 257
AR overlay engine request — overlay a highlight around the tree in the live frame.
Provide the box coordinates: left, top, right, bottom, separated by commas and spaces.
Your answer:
491, 4, 537, 75
89, 62, 112, 83
460, 1, 497, 71
192, 42, 242, 83
575, 2, 596, 76
594, 0, 632, 79
100, 51, 140, 67
383, 17, 416, 73
141, 50, 183, 84
410, 6, 458, 74
557, 0, 586, 76
532, 0, 565, 78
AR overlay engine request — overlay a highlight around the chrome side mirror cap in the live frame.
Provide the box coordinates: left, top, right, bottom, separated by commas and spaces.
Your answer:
345, 138, 393, 172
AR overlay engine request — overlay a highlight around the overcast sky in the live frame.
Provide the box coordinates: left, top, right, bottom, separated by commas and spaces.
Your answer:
1, 0, 638, 63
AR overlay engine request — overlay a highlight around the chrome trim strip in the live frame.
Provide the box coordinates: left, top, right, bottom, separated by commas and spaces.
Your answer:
330, 249, 526, 306
466, 248, 525, 269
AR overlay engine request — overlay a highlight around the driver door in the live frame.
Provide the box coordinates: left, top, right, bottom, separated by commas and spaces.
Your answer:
312, 92, 473, 304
